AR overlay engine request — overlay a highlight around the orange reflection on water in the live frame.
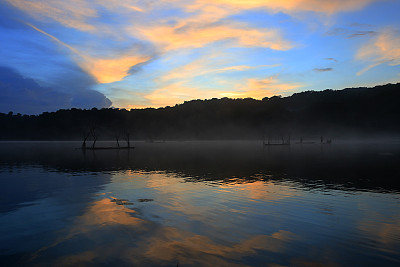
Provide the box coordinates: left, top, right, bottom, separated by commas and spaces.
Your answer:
76, 198, 142, 227
143, 228, 298, 267
358, 215, 400, 253
218, 180, 301, 202
31, 196, 299, 266
31, 198, 145, 263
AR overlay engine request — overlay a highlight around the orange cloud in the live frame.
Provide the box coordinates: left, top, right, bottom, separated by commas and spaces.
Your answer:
9, 0, 379, 36
188, 0, 379, 15
27, 23, 151, 83
356, 28, 400, 75
219, 65, 280, 72
135, 23, 292, 52
81, 55, 151, 83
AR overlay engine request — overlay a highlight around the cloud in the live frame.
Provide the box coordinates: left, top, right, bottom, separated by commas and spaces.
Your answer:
11, 1, 295, 52
218, 64, 281, 72
325, 27, 376, 38
7, 0, 380, 35
7, 0, 98, 32
324, 58, 338, 62
313, 68, 333, 72
350, 22, 374, 27
6, 0, 146, 32
8, 0, 379, 54
26, 23, 82, 55
187, 0, 379, 15
81, 55, 152, 84
325, 27, 348, 36
347, 30, 376, 38
27, 23, 152, 83
356, 28, 400, 75
134, 22, 292, 52
0, 66, 111, 114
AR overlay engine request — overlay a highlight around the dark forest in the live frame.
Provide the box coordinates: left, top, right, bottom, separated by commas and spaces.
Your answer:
1, 83, 399, 140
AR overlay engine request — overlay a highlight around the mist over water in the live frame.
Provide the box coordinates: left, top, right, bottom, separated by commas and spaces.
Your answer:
0, 141, 399, 266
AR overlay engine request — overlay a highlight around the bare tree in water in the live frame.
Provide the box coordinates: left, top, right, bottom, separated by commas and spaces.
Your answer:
115, 132, 120, 147
82, 125, 96, 148
123, 130, 130, 148
91, 127, 98, 148
82, 130, 91, 148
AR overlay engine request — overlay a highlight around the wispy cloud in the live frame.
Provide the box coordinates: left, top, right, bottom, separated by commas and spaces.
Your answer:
313, 68, 333, 72
27, 23, 151, 83
8, 0, 381, 35
26, 23, 82, 56
8, 0, 98, 32
187, 0, 379, 15
356, 28, 400, 75
325, 28, 376, 38
134, 22, 292, 52
325, 27, 348, 36
350, 22, 374, 27
347, 30, 376, 38
218, 65, 280, 72
324, 58, 338, 62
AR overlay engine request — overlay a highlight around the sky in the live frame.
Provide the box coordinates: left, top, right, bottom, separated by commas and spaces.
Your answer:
0, 0, 399, 114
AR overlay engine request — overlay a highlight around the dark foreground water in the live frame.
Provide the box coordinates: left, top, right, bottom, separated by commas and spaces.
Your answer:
0, 141, 399, 266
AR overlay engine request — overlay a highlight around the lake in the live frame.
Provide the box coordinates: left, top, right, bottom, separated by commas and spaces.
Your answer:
0, 141, 399, 266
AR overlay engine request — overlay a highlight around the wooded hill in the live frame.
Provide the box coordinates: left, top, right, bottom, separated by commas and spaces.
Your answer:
1, 83, 399, 140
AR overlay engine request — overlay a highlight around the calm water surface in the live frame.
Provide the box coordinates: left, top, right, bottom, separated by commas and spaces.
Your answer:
0, 141, 399, 266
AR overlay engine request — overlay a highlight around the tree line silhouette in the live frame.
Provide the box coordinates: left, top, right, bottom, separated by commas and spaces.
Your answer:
1, 83, 399, 140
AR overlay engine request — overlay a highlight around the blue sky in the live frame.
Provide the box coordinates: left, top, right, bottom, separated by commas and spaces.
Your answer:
0, 0, 399, 114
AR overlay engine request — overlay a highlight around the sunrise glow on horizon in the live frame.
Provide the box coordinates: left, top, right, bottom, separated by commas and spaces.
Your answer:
1, 0, 399, 114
